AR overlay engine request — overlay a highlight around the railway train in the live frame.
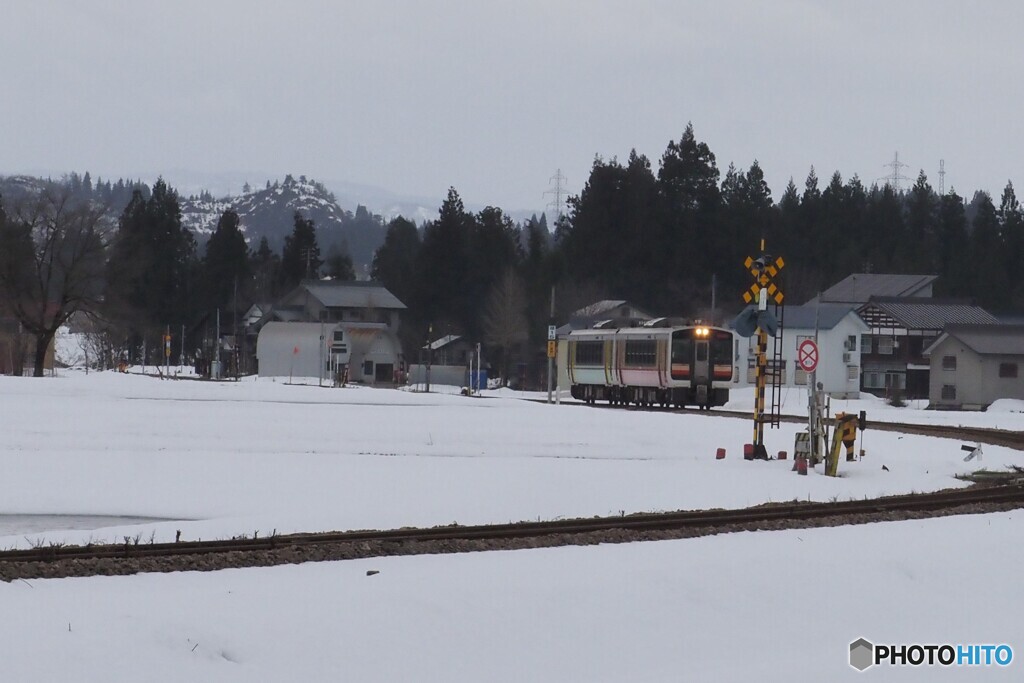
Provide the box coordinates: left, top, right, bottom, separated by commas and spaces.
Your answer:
566, 320, 735, 409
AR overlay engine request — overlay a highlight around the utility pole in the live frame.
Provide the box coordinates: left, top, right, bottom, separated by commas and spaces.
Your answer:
425, 324, 432, 393
546, 286, 555, 403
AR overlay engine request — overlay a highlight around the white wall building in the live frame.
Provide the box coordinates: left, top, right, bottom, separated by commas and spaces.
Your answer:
736, 304, 868, 398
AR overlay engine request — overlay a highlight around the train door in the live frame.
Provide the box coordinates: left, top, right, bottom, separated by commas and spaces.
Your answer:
694, 338, 710, 406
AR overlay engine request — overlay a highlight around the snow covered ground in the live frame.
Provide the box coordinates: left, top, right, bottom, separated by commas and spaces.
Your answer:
1, 370, 1021, 680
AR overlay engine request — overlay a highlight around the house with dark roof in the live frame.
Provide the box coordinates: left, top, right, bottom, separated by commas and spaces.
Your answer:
807, 273, 937, 305
857, 297, 999, 398
924, 325, 1024, 409
253, 280, 407, 384
264, 280, 407, 330
736, 304, 867, 398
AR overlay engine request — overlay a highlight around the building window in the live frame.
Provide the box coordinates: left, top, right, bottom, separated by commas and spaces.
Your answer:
877, 337, 894, 355
999, 362, 1018, 378
845, 335, 857, 352
864, 372, 883, 389
941, 384, 956, 400
942, 355, 957, 370
795, 368, 808, 385
847, 365, 858, 381
860, 334, 872, 354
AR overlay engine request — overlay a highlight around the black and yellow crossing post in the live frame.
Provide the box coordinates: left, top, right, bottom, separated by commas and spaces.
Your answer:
740, 240, 784, 459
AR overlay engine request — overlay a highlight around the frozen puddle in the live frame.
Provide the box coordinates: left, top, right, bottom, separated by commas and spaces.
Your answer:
0, 514, 171, 536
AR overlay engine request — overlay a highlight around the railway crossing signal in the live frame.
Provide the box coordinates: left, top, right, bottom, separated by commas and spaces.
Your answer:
739, 241, 785, 460
742, 254, 785, 305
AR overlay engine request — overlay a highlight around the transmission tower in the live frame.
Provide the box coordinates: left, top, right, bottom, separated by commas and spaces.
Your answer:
543, 169, 568, 219
938, 159, 946, 196
878, 151, 911, 192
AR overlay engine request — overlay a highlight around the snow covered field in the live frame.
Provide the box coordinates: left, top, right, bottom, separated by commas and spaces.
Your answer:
2, 371, 1022, 680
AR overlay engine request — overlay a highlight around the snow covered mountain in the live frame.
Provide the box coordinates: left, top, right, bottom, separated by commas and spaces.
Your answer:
179, 174, 387, 270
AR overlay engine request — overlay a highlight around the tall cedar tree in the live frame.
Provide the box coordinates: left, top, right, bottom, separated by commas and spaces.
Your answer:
279, 212, 322, 290
203, 209, 251, 312
250, 236, 280, 302
105, 179, 196, 355
371, 216, 421, 310
416, 188, 473, 336
324, 243, 356, 281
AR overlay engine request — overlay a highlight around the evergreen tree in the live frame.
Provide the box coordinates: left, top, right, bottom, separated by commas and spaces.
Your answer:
934, 189, 971, 297
371, 216, 421, 310
279, 212, 322, 290
417, 188, 474, 334
250, 236, 280, 302
105, 179, 197, 356
324, 242, 356, 281
997, 181, 1024, 308
969, 191, 1010, 310
904, 171, 938, 273
203, 209, 251, 312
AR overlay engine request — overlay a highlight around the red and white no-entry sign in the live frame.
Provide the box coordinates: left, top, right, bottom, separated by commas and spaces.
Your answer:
797, 339, 819, 372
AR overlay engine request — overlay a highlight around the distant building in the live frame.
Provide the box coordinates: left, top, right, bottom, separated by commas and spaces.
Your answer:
807, 273, 937, 305
556, 300, 654, 336
736, 304, 867, 398
857, 297, 998, 398
253, 281, 406, 383
924, 324, 1024, 410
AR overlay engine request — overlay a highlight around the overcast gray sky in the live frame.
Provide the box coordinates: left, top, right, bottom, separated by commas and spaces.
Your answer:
3, 1, 1024, 212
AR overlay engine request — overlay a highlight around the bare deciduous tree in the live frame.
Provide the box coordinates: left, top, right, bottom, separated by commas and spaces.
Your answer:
482, 268, 528, 385
0, 188, 110, 376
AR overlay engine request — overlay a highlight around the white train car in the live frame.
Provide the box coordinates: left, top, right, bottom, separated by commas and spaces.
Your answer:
567, 320, 734, 409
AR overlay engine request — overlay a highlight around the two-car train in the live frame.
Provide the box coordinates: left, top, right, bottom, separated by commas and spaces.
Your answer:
566, 320, 735, 409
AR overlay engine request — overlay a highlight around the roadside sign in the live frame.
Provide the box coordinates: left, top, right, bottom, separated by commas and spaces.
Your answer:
797, 339, 819, 372
547, 325, 557, 340
547, 340, 557, 358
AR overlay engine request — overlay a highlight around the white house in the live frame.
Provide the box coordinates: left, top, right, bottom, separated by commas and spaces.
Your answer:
736, 304, 868, 398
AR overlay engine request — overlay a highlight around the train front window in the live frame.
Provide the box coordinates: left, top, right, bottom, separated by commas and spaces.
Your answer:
671, 334, 693, 364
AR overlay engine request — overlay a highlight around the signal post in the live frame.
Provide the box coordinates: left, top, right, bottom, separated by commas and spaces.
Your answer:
737, 240, 784, 460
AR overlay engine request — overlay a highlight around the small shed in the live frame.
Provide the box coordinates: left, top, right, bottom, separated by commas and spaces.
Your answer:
924, 324, 1024, 409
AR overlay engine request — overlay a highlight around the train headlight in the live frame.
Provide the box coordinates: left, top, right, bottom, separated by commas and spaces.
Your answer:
695, 327, 709, 337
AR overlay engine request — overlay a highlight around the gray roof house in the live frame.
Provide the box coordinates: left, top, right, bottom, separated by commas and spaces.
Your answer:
807, 273, 937, 305
857, 297, 999, 398
924, 324, 1024, 410
261, 280, 406, 331
253, 281, 407, 383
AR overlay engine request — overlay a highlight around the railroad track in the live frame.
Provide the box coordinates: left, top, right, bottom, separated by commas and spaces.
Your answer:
552, 399, 1024, 450
3, 481, 1023, 581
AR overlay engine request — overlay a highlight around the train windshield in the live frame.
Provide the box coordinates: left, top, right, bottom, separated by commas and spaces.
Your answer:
711, 330, 733, 364
671, 333, 693, 363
